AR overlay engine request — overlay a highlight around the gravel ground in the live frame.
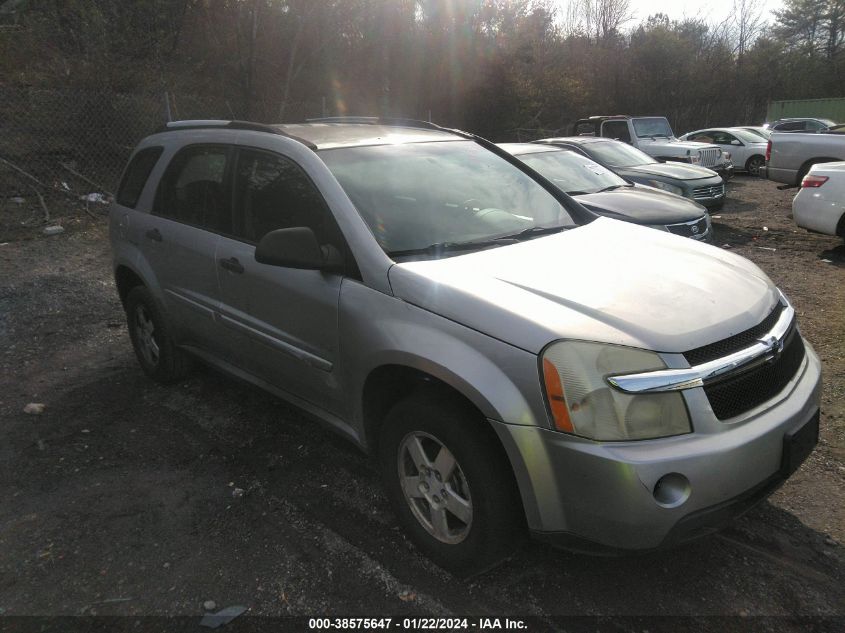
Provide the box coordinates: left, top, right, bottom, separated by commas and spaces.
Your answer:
0, 177, 843, 629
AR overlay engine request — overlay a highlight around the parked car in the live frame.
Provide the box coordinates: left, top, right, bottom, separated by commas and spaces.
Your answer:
499, 143, 712, 241
573, 115, 735, 180
793, 161, 845, 239
738, 126, 772, 140
111, 118, 820, 574
763, 118, 839, 133
534, 136, 726, 209
763, 130, 845, 185
679, 128, 769, 176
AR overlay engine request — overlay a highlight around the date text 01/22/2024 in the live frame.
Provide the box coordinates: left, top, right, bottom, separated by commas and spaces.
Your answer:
307, 618, 528, 630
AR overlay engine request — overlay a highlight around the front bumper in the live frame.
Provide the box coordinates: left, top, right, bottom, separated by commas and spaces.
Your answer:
491, 340, 822, 551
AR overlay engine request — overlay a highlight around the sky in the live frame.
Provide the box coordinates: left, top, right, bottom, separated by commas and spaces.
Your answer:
625, 0, 785, 25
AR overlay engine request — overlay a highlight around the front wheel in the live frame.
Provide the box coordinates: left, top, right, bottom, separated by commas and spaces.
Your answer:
746, 155, 765, 177
379, 391, 523, 575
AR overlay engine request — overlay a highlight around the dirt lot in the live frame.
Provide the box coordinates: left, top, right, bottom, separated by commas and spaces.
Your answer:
1, 177, 843, 629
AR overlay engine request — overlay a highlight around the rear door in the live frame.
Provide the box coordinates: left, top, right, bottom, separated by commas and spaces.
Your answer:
141, 144, 233, 354
215, 147, 346, 415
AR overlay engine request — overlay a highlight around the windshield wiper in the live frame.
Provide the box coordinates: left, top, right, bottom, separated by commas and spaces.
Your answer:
494, 225, 570, 241
597, 184, 628, 192
387, 238, 516, 258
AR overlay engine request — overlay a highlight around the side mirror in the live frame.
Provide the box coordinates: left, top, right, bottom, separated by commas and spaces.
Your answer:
255, 227, 344, 272
731, 139, 742, 146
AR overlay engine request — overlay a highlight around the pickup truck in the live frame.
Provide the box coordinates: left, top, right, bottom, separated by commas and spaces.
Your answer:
763, 130, 845, 186
574, 115, 734, 181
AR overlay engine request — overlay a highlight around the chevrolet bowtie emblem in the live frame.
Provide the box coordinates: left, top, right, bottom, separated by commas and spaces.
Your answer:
762, 334, 785, 360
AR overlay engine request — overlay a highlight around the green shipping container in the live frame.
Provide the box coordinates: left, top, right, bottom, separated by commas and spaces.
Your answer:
766, 98, 845, 123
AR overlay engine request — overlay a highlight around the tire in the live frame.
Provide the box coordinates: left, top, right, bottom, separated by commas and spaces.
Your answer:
125, 286, 191, 384
745, 155, 765, 177
379, 390, 523, 576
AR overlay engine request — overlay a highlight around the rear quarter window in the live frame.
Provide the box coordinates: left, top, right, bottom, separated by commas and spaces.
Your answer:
116, 147, 164, 208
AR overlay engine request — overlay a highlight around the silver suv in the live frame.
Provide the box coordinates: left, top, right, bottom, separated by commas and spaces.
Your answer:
110, 119, 821, 574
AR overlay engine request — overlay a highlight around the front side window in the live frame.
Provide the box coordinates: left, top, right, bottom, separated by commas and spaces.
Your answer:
319, 141, 573, 255
710, 131, 737, 144
154, 145, 232, 233
516, 150, 628, 195
233, 149, 342, 248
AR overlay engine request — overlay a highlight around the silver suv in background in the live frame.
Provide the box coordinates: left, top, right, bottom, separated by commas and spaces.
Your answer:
110, 119, 821, 574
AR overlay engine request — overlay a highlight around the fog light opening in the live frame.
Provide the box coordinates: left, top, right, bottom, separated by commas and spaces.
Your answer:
653, 473, 691, 508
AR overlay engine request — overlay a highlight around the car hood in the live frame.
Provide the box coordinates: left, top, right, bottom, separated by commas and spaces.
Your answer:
640, 138, 721, 153
388, 218, 778, 355
575, 186, 704, 224
624, 162, 719, 180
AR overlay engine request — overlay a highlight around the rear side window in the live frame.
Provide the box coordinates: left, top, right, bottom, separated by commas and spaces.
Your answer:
116, 147, 163, 208
775, 121, 805, 132
232, 148, 343, 248
154, 145, 232, 233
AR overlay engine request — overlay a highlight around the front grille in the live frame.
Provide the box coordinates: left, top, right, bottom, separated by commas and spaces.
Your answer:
698, 148, 721, 167
702, 326, 805, 420
684, 303, 785, 366
666, 216, 709, 239
692, 183, 725, 200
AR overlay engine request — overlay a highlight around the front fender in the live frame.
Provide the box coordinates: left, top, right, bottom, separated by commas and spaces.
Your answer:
338, 280, 549, 440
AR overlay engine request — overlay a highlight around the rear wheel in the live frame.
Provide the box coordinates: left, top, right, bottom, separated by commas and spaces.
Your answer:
379, 391, 523, 575
745, 155, 765, 177
125, 286, 191, 384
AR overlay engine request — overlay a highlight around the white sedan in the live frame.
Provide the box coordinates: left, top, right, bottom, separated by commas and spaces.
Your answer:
679, 127, 769, 176
793, 161, 845, 239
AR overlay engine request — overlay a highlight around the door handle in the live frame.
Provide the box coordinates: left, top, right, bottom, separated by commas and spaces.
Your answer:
145, 228, 163, 242
219, 257, 244, 274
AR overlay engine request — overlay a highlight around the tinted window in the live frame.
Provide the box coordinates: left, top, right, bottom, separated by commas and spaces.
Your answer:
117, 147, 163, 208
775, 121, 806, 132
154, 145, 232, 233
233, 149, 341, 247
602, 121, 631, 143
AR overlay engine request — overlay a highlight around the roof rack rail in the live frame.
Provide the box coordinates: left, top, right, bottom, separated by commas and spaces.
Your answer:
305, 116, 452, 133
155, 120, 317, 150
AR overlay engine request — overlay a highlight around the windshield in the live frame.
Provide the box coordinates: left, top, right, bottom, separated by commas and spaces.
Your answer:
516, 150, 628, 194
583, 141, 657, 168
632, 117, 674, 138
320, 141, 574, 256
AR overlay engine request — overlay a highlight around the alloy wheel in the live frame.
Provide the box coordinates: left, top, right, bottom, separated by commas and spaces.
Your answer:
134, 304, 160, 367
397, 431, 473, 544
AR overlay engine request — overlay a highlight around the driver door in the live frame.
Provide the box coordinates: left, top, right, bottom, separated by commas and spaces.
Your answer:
214, 147, 347, 415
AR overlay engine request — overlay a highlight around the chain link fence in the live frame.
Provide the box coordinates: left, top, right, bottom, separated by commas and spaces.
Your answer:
0, 88, 323, 224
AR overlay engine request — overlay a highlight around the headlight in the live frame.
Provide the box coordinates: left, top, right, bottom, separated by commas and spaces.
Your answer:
647, 180, 684, 196
541, 341, 692, 441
